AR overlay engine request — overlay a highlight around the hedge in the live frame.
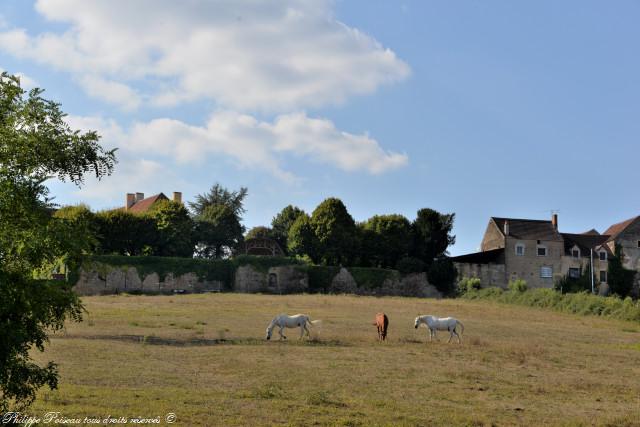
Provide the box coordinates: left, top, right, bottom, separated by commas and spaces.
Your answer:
462, 287, 640, 323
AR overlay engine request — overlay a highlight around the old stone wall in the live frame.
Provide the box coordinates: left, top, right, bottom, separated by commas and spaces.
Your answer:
75, 262, 440, 298
454, 262, 507, 288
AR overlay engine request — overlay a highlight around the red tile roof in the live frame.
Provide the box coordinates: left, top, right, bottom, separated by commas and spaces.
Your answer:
127, 193, 169, 213
603, 216, 639, 241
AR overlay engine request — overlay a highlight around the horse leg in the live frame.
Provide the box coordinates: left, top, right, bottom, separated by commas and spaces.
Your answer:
454, 329, 461, 344
447, 330, 453, 343
279, 326, 286, 340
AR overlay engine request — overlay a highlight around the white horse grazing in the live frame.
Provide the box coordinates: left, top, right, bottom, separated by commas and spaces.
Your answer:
265, 314, 321, 340
414, 315, 464, 343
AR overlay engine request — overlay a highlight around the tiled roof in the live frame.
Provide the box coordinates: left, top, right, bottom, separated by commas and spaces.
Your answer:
492, 217, 562, 241
127, 193, 169, 213
561, 233, 613, 256
581, 229, 600, 235
450, 248, 505, 264
603, 216, 639, 241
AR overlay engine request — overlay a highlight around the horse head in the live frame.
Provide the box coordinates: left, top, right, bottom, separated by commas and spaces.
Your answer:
414, 316, 421, 329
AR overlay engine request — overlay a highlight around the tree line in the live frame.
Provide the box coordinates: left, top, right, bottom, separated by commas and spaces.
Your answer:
55, 190, 458, 293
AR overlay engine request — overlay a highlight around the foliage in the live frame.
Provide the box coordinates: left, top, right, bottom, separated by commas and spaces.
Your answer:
245, 226, 273, 240
287, 214, 319, 262
0, 72, 115, 411
348, 267, 400, 291
608, 244, 636, 297
427, 257, 458, 295
270, 205, 306, 254
395, 256, 426, 275
145, 200, 195, 257
508, 278, 528, 293
310, 198, 357, 266
458, 276, 482, 293
411, 208, 455, 267
189, 183, 247, 220
360, 214, 411, 268
94, 210, 156, 256
462, 287, 640, 323
194, 204, 244, 259
554, 267, 593, 294
306, 265, 341, 293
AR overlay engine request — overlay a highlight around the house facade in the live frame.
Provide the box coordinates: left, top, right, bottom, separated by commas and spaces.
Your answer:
453, 214, 613, 290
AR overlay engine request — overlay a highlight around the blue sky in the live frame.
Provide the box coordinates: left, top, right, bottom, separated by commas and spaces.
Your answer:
1, 0, 639, 255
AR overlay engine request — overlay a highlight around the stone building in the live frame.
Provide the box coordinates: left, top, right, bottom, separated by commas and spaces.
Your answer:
453, 214, 612, 289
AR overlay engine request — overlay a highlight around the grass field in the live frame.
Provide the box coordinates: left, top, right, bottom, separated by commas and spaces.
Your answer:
28, 293, 640, 426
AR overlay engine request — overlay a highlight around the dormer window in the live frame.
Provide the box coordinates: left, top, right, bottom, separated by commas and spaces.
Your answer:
537, 245, 547, 256
515, 243, 525, 256
571, 246, 580, 258
599, 251, 607, 261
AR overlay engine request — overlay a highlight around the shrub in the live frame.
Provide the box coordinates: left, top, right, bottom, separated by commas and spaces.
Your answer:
395, 257, 425, 275
508, 279, 527, 293
458, 277, 482, 294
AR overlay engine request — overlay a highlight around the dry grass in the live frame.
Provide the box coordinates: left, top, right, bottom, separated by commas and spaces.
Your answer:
28, 293, 640, 426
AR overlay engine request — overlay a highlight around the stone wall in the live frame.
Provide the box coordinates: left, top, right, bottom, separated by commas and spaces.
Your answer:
75, 262, 440, 298
454, 262, 507, 289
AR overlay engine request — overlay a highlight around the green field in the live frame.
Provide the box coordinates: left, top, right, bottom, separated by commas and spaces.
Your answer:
28, 294, 640, 426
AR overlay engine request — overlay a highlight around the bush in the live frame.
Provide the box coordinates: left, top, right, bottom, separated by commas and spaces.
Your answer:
461, 287, 640, 323
458, 277, 481, 294
395, 257, 425, 275
508, 279, 527, 293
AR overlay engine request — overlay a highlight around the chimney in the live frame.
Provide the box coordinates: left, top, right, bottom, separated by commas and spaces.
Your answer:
135, 192, 144, 202
503, 220, 509, 236
126, 193, 135, 210
173, 192, 182, 204
552, 214, 558, 231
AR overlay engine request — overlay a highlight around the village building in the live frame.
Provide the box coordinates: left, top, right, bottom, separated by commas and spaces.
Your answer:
452, 214, 616, 290
123, 191, 183, 213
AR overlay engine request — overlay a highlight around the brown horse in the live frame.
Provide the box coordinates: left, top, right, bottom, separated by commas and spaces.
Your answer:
373, 313, 389, 341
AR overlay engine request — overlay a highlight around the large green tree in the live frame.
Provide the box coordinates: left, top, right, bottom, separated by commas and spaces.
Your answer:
271, 205, 306, 253
310, 198, 357, 266
361, 214, 412, 268
94, 210, 156, 256
287, 213, 318, 262
146, 200, 195, 257
189, 183, 248, 221
411, 208, 456, 267
608, 244, 636, 297
194, 204, 244, 259
0, 73, 116, 411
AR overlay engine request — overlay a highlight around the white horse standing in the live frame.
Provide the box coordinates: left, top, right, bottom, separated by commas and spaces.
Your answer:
265, 314, 321, 340
414, 315, 464, 343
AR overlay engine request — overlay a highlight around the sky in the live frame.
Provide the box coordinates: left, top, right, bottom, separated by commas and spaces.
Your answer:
1, 0, 639, 256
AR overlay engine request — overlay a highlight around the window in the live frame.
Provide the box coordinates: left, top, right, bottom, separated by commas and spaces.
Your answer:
599, 251, 607, 261
637, 240, 640, 248
599, 271, 607, 283
515, 243, 525, 256
540, 266, 553, 278
569, 268, 580, 279
537, 246, 547, 256
572, 248, 580, 258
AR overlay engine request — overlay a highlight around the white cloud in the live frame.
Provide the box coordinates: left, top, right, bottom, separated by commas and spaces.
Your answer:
65, 111, 407, 191
125, 111, 408, 178
0, 0, 410, 111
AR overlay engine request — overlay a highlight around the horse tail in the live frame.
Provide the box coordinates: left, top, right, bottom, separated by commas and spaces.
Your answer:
309, 319, 322, 326
456, 320, 464, 336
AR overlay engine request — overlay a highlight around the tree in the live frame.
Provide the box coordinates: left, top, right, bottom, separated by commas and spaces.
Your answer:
53, 204, 99, 254
427, 257, 458, 295
310, 198, 357, 266
245, 226, 273, 240
146, 200, 195, 257
608, 244, 636, 297
361, 214, 412, 268
189, 183, 248, 220
411, 208, 456, 267
287, 213, 319, 262
271, 205, 306, 254
94, 210, 156, 256
0, 73, 116, 411
194, 204, 244, 259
